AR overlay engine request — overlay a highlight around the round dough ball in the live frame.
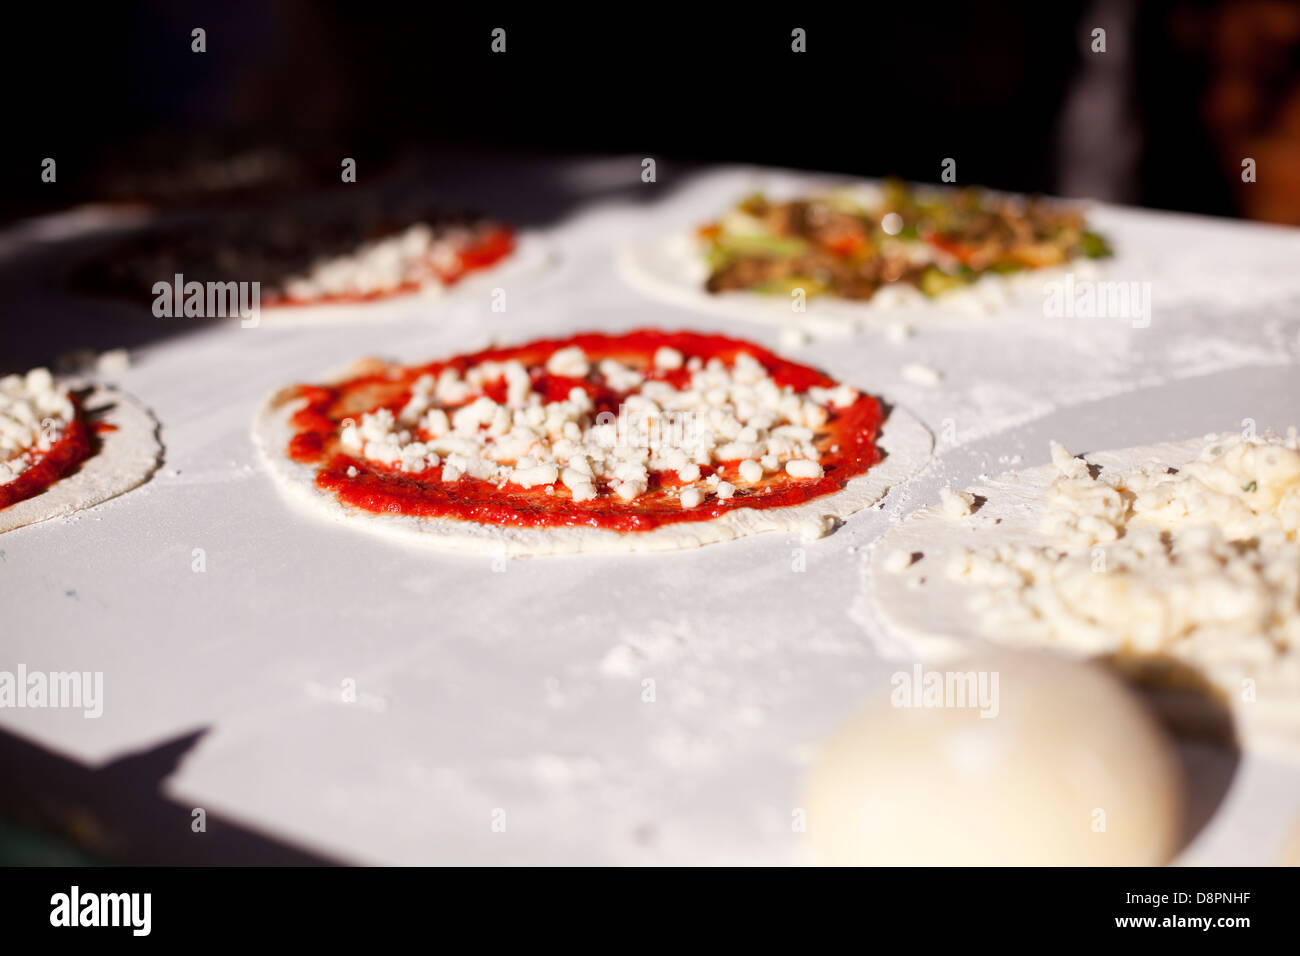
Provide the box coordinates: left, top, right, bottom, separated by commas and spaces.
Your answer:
1277, 814, 1300, 867
803, 652, 1185, 865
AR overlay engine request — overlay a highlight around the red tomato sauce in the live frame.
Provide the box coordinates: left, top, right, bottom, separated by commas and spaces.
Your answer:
0, 410, 91, 511
284, 330, 885, 532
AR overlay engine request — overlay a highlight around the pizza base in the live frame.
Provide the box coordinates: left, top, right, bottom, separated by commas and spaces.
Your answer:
0, 385, 162, 534
243, 233, 553, 327
252, 369, 933, 556
862, 437, 1300, 759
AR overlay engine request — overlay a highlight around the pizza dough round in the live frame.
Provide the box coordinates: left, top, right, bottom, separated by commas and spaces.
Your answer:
803, 651, 1185, 865
865, 435, 1300, 757
252, 362, 933, 556
0, 385, 161, 534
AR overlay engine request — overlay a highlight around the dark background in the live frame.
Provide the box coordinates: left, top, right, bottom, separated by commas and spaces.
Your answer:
5, 1, 1300, 225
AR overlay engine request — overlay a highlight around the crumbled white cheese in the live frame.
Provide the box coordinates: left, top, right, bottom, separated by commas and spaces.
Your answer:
613, 480, 645, 501
807, 384, 858, 409
939, 486, 976, 518
679, 487, 703, 508
653, 347, 684, 370
884, 549, 916, 573
513, 463, 560, 488
1049, 440, 1088, 479
786, 459, 824, 479
801, 514, 837, 540
951, 432, 1300, 681
0, 368, 75, 486
598, 359, 644, 392
546, 346, 590, 378
339, 344, 855, 505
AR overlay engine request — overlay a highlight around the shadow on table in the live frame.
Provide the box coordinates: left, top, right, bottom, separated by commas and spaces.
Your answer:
0, 726, 339, 865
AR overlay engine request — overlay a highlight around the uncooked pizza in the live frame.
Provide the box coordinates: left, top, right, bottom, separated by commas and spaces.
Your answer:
866, 430, 1300, 755
254, 330, 932, 554
74, 198, 518, 313
1, 367, 160, 533
698, 181, 1111, 302
617, 180, 1114, 335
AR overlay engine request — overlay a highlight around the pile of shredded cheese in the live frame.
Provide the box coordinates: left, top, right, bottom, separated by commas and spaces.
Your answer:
340, 347, 855, 508
947, 432, 1300, 682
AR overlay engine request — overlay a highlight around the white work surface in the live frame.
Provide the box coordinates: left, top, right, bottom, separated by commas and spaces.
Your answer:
2, 161, 1300, 864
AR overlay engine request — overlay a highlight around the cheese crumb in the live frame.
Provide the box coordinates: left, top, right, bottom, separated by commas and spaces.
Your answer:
801, 514, 836, 540
546, 346, 590, 378
1049, 440, 1088, 479
786, 459, 824, 479
884, 549, 915, 573
614, 480, 646, 501
939, 486, 976, 518
513, 463, 559, 488
653, 347, 684, 370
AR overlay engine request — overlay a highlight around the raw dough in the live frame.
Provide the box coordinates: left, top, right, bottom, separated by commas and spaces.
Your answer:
803, 651, 1184, 865
0, 385, 161, 534
252, 365, 932, 556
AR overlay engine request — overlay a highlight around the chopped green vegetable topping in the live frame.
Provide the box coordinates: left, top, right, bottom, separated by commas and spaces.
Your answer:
702, 185, 1110, 303
920, 267, 969, 298
1080, 231, 1112, 259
